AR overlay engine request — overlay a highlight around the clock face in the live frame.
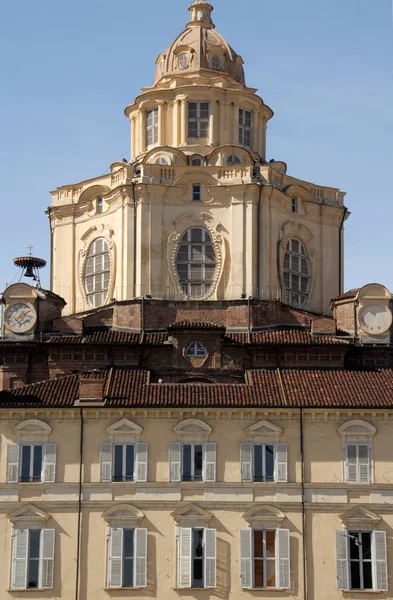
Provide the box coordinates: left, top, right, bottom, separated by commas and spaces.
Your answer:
5, 302, 37, 334
359, 304, 392, 335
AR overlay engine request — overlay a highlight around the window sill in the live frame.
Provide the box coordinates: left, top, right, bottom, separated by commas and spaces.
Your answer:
8, 589, 49, 593
244, 588, 288, 592
342, 591, 386, 594
174, 588, 216, 591
103, 587, 145, 591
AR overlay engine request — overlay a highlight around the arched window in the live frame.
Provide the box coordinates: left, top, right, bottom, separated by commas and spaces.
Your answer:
155, 156, 169, 165
191, 156, 204, 166
186, 342, 207, 358
84, 238, 110, 308
283, 239, 310, 308
225, 155, 242, 166
176, 228, 216, 298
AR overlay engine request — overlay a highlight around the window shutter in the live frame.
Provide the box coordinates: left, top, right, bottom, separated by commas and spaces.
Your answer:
345, 444, 358, 483
100, 443, 113, 483
169, 442, 182, 482
358, 444, 371, 484
7, 444, 19, 484
12, 529, 28, 590
40, 529, 55, 589
135, 443, 148, 483
372, 531, 388, 591
240, 528, 252, 589
108, 528, 123, 588
276, 528, 291, 589
204, 443, 216, 483
178, 527, 192, 588
43, 444, 57, 483
134, 528, 147, 588
204, 529, 216, 588
275, 443, 288, 483
335, 530, 349, 590
240, 443, 253, 483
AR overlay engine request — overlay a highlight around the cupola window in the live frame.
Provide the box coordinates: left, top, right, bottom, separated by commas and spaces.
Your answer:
146, 108, 158, 148
84, 238, 110, 308
192, 184, 201, 201
188, 102, 209, 139
283, 239, 310, 308
225, 155, 242, 166
239, 108, 252, 147
191, 156, 204, 166
155, 156, 169, 165
211, 55, 221, 70
178, 53, 189, 70
176, 228, 216, 298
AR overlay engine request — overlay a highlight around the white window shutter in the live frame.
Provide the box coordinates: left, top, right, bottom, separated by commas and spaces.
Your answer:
345, 444, 358, 483
335, 530, 349, 590
169, 442, 182, 482
135, 443, 148, 483
240, 443, 253, 483
372, 531, 388, 591
108, 528, 123, 588
275, 443, 288, 483
276, 528, 291, 589
178, 527, 192, 588
204, 529, 216, 588
39, 529, 55, 589
204, 443, 216, 483
134, 528, 147, 588
358, 444, 371, 484
240, 528, 252, 589
12, 529, 28, 590
43, 444, 57, 483
100, 443, 113, 483
7, 444, 19, 484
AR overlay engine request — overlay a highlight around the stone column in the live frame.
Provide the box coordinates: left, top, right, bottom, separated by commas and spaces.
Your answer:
179, 96, 187, 145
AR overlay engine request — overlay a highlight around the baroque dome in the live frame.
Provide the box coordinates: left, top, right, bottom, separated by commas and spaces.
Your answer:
154, 0, 245, 87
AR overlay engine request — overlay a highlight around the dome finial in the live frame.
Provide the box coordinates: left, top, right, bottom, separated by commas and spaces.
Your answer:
187, 0, 215, 29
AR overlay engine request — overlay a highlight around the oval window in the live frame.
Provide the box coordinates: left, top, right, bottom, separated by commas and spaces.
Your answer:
225, 155, 242, 166
178, 53, 189, 70
283, 239, 310, 308
84, 238, 110, 308
176, 228, 217, 298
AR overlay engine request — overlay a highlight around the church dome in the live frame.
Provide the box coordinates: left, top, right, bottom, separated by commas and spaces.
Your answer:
154, 0, 245, 87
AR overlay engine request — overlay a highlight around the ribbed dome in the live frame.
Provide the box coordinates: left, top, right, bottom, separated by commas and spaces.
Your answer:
154, 0, 245, 86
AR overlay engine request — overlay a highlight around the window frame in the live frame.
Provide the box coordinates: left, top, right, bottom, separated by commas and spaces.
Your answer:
239, 108, 253, 148
186, 341, 207, 358
97, 196, 103, 214
291, 198, 297, 213
11, 527, 55, 591
84, 237, 111, 308
345, 442, 372, 484
192, 184, 201, 202
20, 444, 43, 483
188, 101, 210, 139
224, 154, 242, 166
175, 227, 217, 299
253, 444, 275, 483
253, 529, 277, 589
182, 443, 204, 482
146, 107, 159, 149
282, 238, 310, 308
348, 531, 373, 591
113, 444, 136, 483
107, 526, 147, 589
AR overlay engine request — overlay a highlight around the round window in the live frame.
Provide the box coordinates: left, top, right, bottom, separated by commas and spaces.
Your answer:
84, 238, 110, 308
178, 53, 189, 70
211, 55, 221, 70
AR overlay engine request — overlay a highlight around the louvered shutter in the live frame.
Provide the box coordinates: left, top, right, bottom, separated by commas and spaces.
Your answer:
240, 528, 252, 588
108, 528, 123, 588
204, 529, 216, 588
335, 530, 349, 590
12, 529, 28, 589
204, 443, 216, 483
134, 528, 147, 588
275, 443, 288, 483
135, 443, 148, 483
7, 444, 19, 484
276, 528, 290, 589
346, 444, 358, 483
40, 529, 55, 588
372, 531, 388, 591
178, 527, 192, 588
358, 444, 371, 484
240, 443, 253, 483
169, 443, 182, 482
43, 444, 57, 483
100, 443, 113, 483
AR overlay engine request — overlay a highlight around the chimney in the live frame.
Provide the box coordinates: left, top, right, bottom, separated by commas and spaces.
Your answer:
76, 371, 107, 406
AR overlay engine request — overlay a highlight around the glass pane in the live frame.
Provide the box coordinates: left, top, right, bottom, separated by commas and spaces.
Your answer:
350, 560, 361, 589
200, 103, 209, 118
245, 130, 251, 146
265, 446, 274, 480
188, 122, 197, 137
193, 529, 204, 558
254, 445, 263, 481
199, 122, 209, 137
32, 446, 43, 479
193, 559, 203, 586
362, 533, 371, 560
245, 111, 252, 127
191, 228, 203, 242
114, 445, 123, 481
292, 240, 300, 254
292, 275, 300, 291
183, 445, 192, 480
266, 531, 275, 558
205, 266, 215, 281
266, 560, 276, 587
177, 265, 188, 279
254, 531, 263, 558
124, 529, 134, 558
29, 530, 41, 559
347, 445, 357, 460
349, 533, 360, 559
363, 561, 372, 589
188, 103, 197, 118
21, 446, 31, 480
254, 559, 264, 587
300, 258, 308, 275
196, 343, 206, 356
301, 277, 309, 293
28, 530, 41, 589
28, 559, 39, 589
292, 256, 299, 272
190, 245, 203, 261
125, 445, 135, 480
190, 266, 202, 280
359, 445, 369, 460
194, 445, 203, 479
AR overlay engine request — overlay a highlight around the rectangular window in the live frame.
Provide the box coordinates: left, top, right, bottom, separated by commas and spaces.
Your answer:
253, 444, 275, 482
123, 529, 134, 588
97, 197, 103, 213
12, 528, 55, 590
188, 102, 209, 139
192, 529, 204, 588
241, 443, 287, 483
28, 530, 41, 589
146, 108, 158, 148
345, 443, 371, 484
113, 444, 135, 482
182, 444, 203, 482
336, 530, 388, 592
239, 108, 252, 147
107, 528, 147, 589
192, 184, 201, 201
20, 445, 43, 483
349, 532, 372, 590
254, 530, 276, 588
291, 198, 297, 213
178, 528, 216, 589
240, 528, 290, 590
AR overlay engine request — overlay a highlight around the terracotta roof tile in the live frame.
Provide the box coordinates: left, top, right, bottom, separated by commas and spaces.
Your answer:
331, 289, 360, 302
47, 331, 168, 345
226, 329, 349, 346
168, 320, 225, 330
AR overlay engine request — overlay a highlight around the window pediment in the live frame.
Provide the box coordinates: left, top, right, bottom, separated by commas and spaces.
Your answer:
102, 504, 144, 528
243, 505, 286, 528
106, 418, 143, 443
245, 420, 283, 442
340, 506, 381, 530
8, 504, 49, 527
338, 420, 376, 444
173, 418, 212, 441
172, 503, 213, 527
14, 419, 52, 443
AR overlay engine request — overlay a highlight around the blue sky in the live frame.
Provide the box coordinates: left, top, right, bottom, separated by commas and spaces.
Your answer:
0, 0, 392, 293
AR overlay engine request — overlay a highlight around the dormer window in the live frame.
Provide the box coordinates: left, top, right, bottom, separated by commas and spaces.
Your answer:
225, 154, 242, 166
186, 342, 207, 358
178, 53, 189, 70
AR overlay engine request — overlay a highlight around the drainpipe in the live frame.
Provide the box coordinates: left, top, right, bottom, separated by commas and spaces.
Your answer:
247, 295, 251, 344
300, 407, 307, 600
256, 182, 263, 298
75, 408, 84, 600
338, 207, 348, 295
131, 182, 137, 298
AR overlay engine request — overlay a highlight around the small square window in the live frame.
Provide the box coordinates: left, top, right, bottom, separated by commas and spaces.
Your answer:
193, 184, 201, 201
